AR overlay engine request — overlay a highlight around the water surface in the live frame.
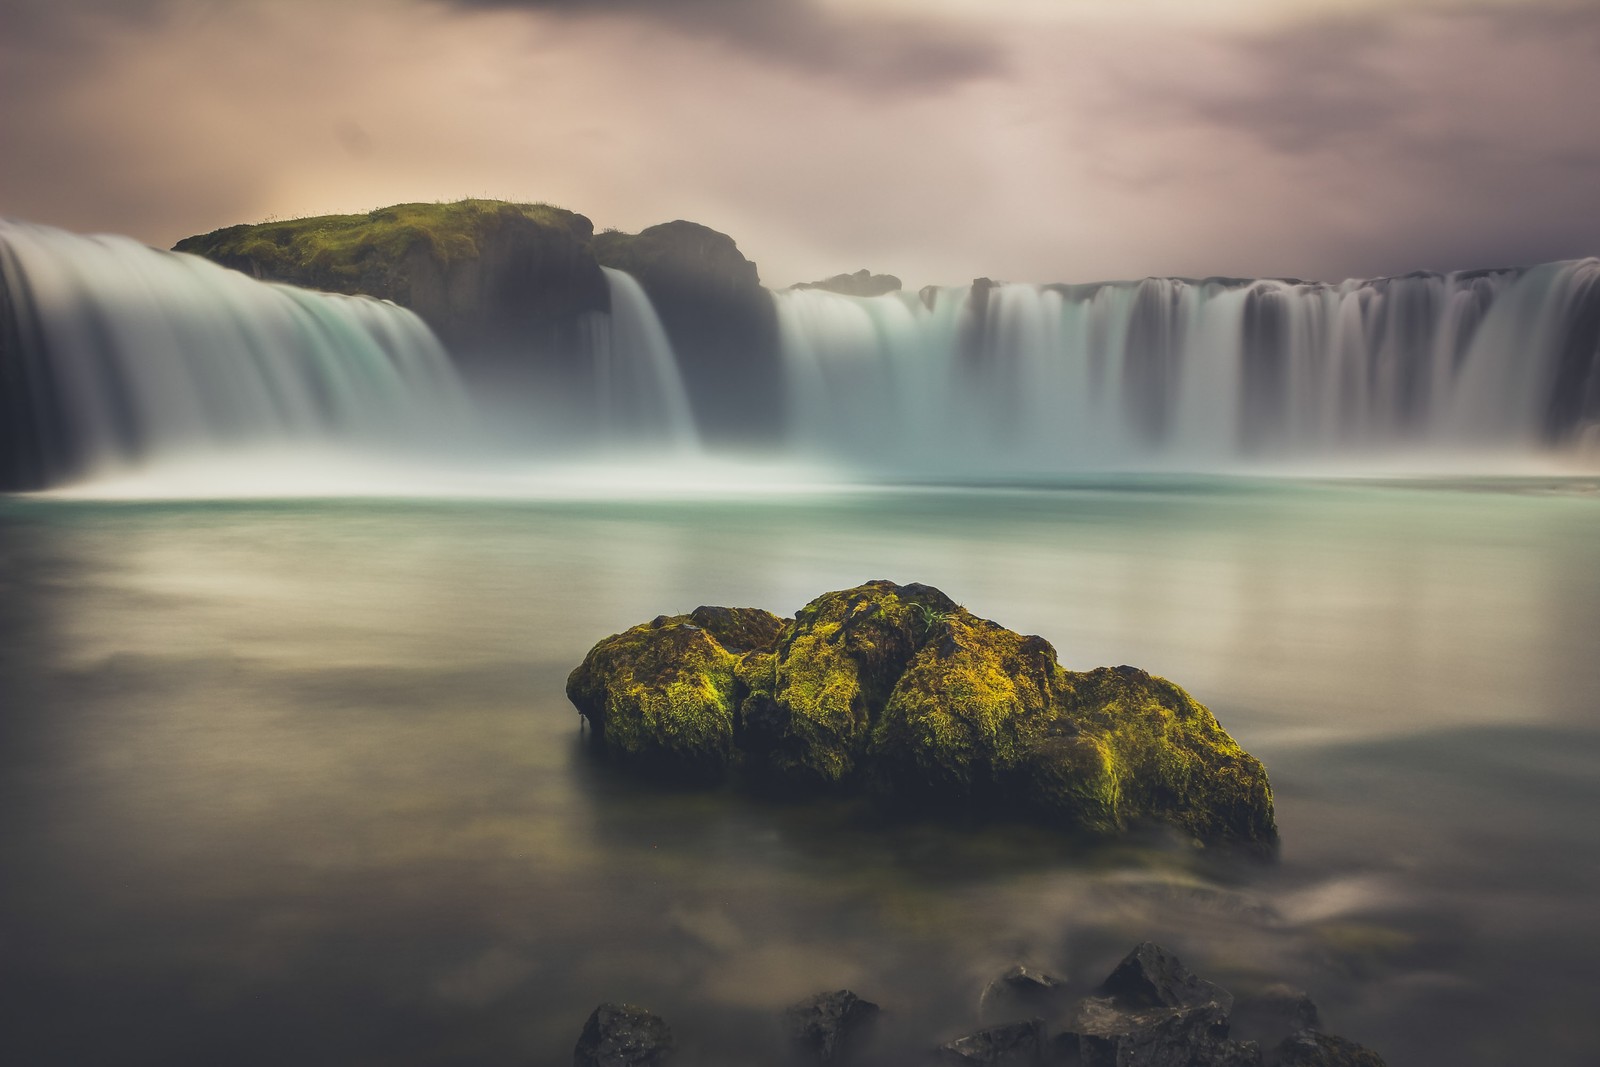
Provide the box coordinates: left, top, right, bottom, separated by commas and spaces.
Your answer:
2, 480, 1597, 1065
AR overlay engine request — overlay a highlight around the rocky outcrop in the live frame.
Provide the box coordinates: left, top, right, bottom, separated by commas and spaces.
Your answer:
937, 1019, 1047, 1065
174, 201, 789, 440
784, 989, 880, 1063
979, 966, 1070, 1025
566, 580, 1277, 848
174, 200, 608, 380
592, 221, 783, 442
574, 1002, 675, 1067
792, 269, 902, 298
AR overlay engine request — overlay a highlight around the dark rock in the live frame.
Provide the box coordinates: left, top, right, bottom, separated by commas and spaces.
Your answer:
1230, 985, 1321, 1054
1274, 1030, 1387, 1067
1100, 942, 1233, 1012
1055, 998, 1259, 1067
792, 269, 902, 298
784, 989, 880, 1063
935, 1019, 1046, 1065
979, 965, 1069, 1024
592, 220, 782, 443
574, 1002, 675, 1067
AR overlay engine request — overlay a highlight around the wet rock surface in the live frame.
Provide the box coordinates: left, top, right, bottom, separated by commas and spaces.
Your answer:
573, 944, 1387, 1067
784, 989, 881, 1063
979, 965, 1070, 1025
574, 1002, 675, 1067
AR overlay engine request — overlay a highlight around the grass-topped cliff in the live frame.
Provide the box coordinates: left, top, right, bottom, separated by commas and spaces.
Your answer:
175, 200, 784, 440
174, 199, 593, 299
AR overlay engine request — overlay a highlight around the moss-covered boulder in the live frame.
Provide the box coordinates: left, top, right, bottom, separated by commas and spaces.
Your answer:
566, 581, 1277, 848
738, 581, 957, 789
566, 606, 786, 783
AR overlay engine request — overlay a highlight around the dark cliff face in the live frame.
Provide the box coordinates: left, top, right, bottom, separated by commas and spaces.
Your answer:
592, 221, 783, 443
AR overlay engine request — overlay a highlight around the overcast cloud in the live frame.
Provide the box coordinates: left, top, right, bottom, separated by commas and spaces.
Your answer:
2, 0, 1597, 287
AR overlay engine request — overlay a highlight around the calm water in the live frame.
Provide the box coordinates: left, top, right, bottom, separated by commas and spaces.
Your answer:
2, 480, 1598, 1066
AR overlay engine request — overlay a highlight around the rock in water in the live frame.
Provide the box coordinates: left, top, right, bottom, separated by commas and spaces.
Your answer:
1100, 942, 1234, 1012
783, 989, 880, 1063
574, 1003, 675, 1067
979, 965, 1070, 1024
567, 581, 1277, 847
567, 607, 787, 783
1275, 1031, 1387, 1067
1230, 984, 1321, 1054
936, 1019, 1047, 1065
1053, 944, 1257, 1067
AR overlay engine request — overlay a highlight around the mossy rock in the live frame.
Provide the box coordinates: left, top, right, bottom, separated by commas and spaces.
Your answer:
741, 581, 957, 790
1072, 666, 1277, 846
565, 582, 1277, 847
566, 608, 784, 784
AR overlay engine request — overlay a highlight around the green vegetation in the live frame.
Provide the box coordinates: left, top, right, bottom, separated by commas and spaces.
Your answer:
566, 613, 765, 784
566, 582, 1277, 847
173, 199, 593, 299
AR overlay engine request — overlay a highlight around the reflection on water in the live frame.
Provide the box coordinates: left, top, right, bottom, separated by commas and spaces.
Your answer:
1, 481, 1598, 1065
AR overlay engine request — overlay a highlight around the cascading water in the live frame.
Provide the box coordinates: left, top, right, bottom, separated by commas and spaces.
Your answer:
0, 219, 470, 490
772, 261, 1600, 474
585, 267, 699, 451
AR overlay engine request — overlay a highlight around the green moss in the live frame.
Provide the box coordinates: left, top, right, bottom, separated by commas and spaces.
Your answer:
174, 199, 593, 299
565, 614, 740, 783
870, 612, 1068, 804
756, 580, 957, 789
1072, 666, 1277, 846
564, 583, 1278, 847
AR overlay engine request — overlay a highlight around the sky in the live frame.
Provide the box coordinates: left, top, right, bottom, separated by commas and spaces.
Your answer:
2, 0, 1599, 289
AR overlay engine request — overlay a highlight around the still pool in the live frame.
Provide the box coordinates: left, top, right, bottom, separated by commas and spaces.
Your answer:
2, 478, 1597, 1065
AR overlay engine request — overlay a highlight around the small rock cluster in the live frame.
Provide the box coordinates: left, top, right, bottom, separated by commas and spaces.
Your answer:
572, 942, 1386, 1066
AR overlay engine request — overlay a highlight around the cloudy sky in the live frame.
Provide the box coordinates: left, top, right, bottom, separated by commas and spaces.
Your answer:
2, 0, 1598, 287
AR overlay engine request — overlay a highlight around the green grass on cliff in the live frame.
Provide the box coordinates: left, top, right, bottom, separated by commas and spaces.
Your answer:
173, 199, 591, 296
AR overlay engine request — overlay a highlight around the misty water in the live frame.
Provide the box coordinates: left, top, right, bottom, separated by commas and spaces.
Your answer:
2, 479, 1598, 1066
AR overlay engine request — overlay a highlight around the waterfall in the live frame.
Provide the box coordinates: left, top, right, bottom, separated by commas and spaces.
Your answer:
0, 219, 470, 489
586, 267, 699, 450
772, 261, 1600, 473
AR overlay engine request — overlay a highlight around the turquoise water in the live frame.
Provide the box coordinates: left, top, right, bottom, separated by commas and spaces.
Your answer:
1, 480, 1597, 1065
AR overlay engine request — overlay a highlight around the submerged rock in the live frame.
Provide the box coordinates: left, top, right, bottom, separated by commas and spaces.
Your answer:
936, 1019, 1047, 1065
567, 581, 1277, 847
1099, 942, 1233, 1013
979, 965, 1070, 1024
784, 989, 880, 1063
1274, 1031, 1387, 1067
1230, 985, 1322, 1057
574, 1002, 675, 1067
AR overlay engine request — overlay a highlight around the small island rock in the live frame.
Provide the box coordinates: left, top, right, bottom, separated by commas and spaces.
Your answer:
567, 581, 1276, 847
